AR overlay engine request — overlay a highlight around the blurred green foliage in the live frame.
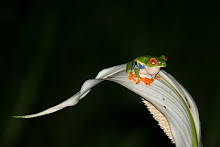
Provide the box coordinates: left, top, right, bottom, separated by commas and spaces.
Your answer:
1, 0, 220, 147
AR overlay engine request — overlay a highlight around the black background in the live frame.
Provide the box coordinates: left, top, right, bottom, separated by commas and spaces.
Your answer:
1, 0, 220, 147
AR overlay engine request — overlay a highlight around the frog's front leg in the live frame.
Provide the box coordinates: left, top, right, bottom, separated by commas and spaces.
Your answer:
134, 66, 140, 84
140, 77, 153, 85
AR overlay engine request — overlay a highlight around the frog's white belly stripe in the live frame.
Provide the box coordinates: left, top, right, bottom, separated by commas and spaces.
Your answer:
146, 66, 161, 75
137, 66, 160, 75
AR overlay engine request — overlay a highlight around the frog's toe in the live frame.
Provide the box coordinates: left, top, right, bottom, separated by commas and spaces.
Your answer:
146, 82, 151, 86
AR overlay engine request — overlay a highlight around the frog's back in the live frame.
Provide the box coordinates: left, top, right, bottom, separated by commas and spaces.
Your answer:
136, 56, 151, 64
130, 56, 149, 70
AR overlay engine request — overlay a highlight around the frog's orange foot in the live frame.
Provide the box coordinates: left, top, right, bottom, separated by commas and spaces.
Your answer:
140, 77, 153, 86
129, 72, 136, 82
154, 75, 161, 80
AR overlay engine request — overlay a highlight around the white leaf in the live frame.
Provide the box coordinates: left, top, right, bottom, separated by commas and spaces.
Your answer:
13, 64, 202, 147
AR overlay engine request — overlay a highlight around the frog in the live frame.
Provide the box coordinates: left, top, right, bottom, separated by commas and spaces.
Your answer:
126, 55, 167, 85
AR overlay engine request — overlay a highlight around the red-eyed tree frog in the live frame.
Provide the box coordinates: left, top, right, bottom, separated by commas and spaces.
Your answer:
126, 55, 168, 85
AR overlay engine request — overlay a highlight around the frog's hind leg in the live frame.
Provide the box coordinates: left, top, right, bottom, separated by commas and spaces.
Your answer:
126, 62, 132, 76
126, 62, 137, 82
152, 74, 156, 80
153, 74, 161, 80
129, 72, 136, 82
150, 74, 161, 81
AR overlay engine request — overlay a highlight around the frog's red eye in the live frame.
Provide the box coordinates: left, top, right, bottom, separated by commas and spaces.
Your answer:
164, 56, 168, 61
150, 58, 157, 65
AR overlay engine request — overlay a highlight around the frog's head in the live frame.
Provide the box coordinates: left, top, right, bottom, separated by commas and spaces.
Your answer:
146, 55, 167, 67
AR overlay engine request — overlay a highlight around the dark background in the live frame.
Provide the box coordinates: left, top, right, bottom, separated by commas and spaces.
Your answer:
1, 1, 220, 147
